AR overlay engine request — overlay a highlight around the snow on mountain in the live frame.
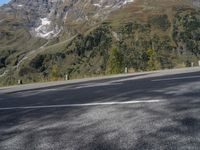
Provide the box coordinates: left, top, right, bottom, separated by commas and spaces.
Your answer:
1, 0, 135, 39
34, 18, 61, 39
92, 0, 134, 8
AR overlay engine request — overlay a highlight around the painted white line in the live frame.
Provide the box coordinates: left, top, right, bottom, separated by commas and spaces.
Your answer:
152, 75, 200, 82
0, 100, 164, 110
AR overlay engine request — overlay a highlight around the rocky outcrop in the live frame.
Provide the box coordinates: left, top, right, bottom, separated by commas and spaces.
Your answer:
0, 0, 135, 39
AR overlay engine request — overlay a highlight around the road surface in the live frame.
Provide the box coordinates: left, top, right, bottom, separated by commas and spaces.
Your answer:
0, 68, 200, 150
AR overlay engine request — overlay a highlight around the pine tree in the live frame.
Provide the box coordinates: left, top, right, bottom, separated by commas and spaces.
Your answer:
107, 48, 123, 74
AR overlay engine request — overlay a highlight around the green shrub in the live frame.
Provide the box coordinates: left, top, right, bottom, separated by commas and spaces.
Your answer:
107, 48, 123, 74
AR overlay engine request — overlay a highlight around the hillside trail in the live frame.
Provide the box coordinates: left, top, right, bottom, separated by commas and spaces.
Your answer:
0, 35, 77, 78
16, 40, 50, 70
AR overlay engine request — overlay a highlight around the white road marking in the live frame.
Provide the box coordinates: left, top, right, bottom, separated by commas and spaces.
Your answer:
152, 75, 200, 82
0, 100, 164, 110
75, 82, 122, 89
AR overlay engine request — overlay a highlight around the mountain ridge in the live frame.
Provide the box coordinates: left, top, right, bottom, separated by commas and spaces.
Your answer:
0, 0, 135, 39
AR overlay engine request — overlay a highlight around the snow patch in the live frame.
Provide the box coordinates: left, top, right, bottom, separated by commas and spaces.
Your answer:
17, 4, 23, 7
93, 0, 134, 8
123, 0, 134, 5
112, 31, 120, 41
93, 4, 101, 7
34, 18, 61, 39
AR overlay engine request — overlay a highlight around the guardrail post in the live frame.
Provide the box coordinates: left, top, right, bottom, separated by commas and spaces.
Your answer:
18, 80, 22, 85
66, 74, 69, 80
191, 62, 194, 67
125, 67, 128, 74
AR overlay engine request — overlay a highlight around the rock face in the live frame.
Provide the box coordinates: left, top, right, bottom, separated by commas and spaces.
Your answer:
192, 0, 200, 6
0, 0, 135, 39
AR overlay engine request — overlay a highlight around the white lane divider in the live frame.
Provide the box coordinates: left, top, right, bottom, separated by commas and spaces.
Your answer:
152, 75, 200, 82
0, 100, 165, 110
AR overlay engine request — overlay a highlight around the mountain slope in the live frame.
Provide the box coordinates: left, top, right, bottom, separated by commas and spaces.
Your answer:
0, 0, 200, 86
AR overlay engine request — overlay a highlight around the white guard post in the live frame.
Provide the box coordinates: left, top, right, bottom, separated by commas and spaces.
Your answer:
125, 67, 128, 74
66, 74, 69, 80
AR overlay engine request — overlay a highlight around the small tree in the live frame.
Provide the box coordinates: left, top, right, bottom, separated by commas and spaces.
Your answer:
107, 47, 123, 74
147, 48, 161, 70
51, 65, 60, 80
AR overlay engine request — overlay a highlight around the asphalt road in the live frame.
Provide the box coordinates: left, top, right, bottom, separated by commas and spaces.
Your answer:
1, 68, 200, 150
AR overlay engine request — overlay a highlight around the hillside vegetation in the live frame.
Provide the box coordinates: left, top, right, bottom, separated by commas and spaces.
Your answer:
0, 0, 200, 86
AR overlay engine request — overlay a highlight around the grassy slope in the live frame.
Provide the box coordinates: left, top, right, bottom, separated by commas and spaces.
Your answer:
107, 0, 199, 65
108, 0, 190, 27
